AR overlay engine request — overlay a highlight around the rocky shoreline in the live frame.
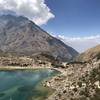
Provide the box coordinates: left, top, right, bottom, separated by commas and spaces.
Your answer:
0, 57, 100, 100
43, 59, 100, 100
0, 58, 99, 100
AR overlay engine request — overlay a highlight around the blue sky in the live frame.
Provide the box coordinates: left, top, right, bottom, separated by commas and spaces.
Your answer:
0, 0, 100, 37
41, 0, 100, 37
0, 0, 100, 52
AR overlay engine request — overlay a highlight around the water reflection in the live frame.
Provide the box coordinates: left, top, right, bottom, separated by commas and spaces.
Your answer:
0, 69, 58, 100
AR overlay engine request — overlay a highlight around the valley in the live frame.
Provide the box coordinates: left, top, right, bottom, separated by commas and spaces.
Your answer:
0, 14, 99, 100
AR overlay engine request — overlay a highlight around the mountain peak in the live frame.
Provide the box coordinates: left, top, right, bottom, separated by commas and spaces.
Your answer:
0, 15, 78, 61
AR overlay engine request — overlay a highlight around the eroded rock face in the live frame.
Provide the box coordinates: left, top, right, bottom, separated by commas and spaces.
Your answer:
0, 15, 78, 61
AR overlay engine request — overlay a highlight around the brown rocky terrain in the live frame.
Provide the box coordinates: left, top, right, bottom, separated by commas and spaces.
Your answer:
43, 45, 100, 100
76, 44, 100, 61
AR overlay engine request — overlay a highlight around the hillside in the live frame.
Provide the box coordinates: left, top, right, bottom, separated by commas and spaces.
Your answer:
0, 15, 78, 62
76, 44, 100, 61
45, 45, 100, 100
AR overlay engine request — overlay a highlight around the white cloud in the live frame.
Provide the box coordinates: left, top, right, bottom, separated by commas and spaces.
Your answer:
0, 0, 55, 25
54, 34, 100, 53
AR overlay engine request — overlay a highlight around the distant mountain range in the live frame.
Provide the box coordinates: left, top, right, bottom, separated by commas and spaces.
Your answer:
0, 14, 78, 61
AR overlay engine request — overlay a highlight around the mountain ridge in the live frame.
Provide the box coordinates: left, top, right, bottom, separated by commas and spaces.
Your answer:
0, 14, 78, 61
76, 44, 100, 61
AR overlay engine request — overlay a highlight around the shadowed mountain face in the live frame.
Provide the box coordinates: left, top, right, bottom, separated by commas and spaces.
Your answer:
0, 15, 78, 61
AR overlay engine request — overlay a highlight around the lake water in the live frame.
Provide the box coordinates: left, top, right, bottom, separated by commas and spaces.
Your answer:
0, 69, 59, 100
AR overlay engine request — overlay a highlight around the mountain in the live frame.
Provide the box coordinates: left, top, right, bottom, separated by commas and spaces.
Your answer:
76, 44, 100, 61
0, 10, 17, 16
0, 14, 78, 61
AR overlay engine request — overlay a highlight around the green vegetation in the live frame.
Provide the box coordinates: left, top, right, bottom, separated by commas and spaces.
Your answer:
0, 93, 5, 97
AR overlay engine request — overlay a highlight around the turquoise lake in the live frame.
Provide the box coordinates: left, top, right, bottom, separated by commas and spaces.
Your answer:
0, 69, 59, 100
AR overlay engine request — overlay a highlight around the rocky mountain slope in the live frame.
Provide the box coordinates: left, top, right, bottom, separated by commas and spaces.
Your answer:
0, 14, 78, 61
45, 45, 100, 100
76, 44, 100, 61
